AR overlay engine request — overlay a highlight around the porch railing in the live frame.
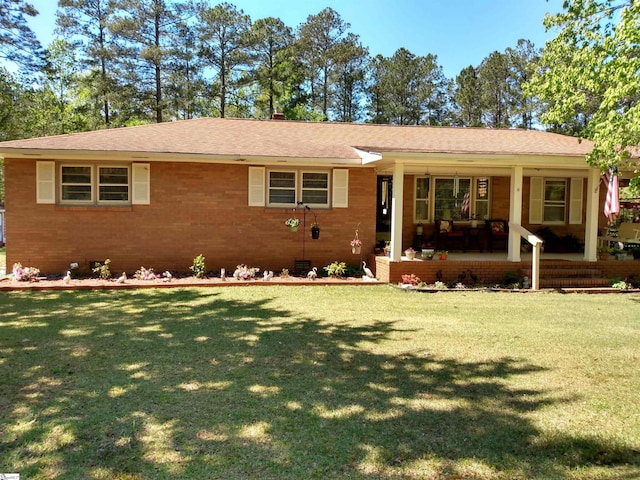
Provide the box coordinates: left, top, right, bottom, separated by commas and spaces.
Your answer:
509, 222, 544, 290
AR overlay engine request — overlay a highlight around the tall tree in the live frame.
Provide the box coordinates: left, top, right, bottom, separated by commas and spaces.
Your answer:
56, 0, 117, 126
478, 51, 511, 128
0, 0, 42, 69
330, 32, 368, 122
453, 65, 483, 126
506, 39, 540, 129
247, 16, 293, 118
296, 7, 349, 119
526, 0, 640, 187
111, 0, 192, 123
196, 1, 252, 118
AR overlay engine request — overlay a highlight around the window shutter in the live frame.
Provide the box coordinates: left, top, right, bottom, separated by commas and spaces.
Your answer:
529, 177, 543, 224
569, 178, 583, 224
132, 163, 150, 205
248, 167, 265, 206
36, 161, 55, 204
332, 169, 348, 208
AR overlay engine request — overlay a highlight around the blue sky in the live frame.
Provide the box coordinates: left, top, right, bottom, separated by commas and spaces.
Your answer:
28, 0, 565, 79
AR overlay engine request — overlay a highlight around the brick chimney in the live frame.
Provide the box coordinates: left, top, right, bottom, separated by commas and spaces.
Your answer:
271, 110, 285, 120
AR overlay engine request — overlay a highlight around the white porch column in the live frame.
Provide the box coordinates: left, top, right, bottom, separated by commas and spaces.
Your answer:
507, 165, 523, 262
390, 162, 405, 261
584, 167, 600, 261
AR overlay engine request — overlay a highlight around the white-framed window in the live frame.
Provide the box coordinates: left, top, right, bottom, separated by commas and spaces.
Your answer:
543, 178, 566, 224
414, 176, 429, 222
61, 165, 93, 202
59, 164, 131, 205
267, 169, 330, 208
99, 166, 130, 202
414, 176, 491, 222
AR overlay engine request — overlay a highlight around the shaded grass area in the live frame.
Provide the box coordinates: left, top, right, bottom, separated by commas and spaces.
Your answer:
1, 286, 639, 479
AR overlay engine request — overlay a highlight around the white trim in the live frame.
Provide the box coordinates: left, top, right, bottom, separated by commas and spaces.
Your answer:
36, 161, 56, 204
60, 164, 93, 204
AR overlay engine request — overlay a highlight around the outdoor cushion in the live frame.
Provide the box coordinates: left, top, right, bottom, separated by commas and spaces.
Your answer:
490, 221, 506, 234
439, 220, 452, 233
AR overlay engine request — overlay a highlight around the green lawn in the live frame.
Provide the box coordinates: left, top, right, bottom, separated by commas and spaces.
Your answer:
1, 286, 639, 479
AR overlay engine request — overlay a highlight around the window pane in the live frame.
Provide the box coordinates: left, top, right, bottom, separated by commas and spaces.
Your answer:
544, 206, 565, 222
302, 173, 328, 189
62, 185, 91, 201
99, 186, 129, 202
302, 190, 328, 204
415, 201, 428, 221
545, 181, 565, 202
62, 166, 91, 184
269, 172, 295, 188
99, 167, 128, 185
269, 190, 295, 204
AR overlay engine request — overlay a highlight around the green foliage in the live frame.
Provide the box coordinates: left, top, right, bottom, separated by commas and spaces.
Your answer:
323, 260, 347, 278
526, 0, 640, 190
91, 258, 111, 279
190, 254, 206, 278
502, 271, 522, 288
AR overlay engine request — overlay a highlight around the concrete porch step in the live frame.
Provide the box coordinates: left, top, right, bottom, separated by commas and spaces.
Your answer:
520, 262, 612, 288
539, 277, 612, 288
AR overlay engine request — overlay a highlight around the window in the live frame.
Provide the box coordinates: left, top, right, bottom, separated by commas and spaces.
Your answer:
433, 177, 472, 220
543, 179, 566, 223
414, 177, 429, 222
301, 172, 329, 205
268, 171, 296, 205
99, 167, 129, 202
267, 170, 330, 207
61, 166, 92, 202
475, 177, 490, 220
60, 164, 131, 205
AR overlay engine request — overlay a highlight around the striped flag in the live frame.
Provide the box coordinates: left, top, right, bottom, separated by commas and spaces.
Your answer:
603, 167, 620, 225
461, 192, 470, 215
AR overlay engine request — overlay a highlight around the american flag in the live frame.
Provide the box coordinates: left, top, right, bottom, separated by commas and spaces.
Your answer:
603, 166, 620, 225
461, 192, 470, 215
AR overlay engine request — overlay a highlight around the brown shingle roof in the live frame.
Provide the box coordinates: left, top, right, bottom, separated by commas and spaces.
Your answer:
0, 117, 594, 159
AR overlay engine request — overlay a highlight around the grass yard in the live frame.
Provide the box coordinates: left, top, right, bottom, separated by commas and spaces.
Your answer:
0, 286, 639, 479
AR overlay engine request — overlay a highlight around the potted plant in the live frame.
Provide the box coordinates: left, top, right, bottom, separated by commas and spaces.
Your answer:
404, 247, 416, 260
421, 242, 435, 260
351, 230, 362, 254
285, 217, 300, 232
311, 222, 320, 239
597, 246, 613, 261
437, 250, 448, 260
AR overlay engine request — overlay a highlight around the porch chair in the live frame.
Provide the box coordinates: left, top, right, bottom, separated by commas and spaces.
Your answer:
486, 219, 508, 252
435, 219, 466, 252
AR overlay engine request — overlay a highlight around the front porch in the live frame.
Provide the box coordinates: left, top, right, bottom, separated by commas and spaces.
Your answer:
372, 252, 639, 288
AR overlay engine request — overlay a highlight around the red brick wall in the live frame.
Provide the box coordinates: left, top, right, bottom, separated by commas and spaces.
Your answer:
5, 159, 377, 275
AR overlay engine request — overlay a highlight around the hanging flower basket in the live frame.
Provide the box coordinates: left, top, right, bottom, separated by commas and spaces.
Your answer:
351, 229, 362, 254
285, 217, 299, 232
311, 223, 320, 239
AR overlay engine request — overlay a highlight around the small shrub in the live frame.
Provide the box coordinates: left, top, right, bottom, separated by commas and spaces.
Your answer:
611, 280, 629, 290
280, 268, 289, 278
190, 254, 206, 278
324, 261, 347, 278
433, 281, 447, 290
502, 271, 522, 288
92, 259, 111, 280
